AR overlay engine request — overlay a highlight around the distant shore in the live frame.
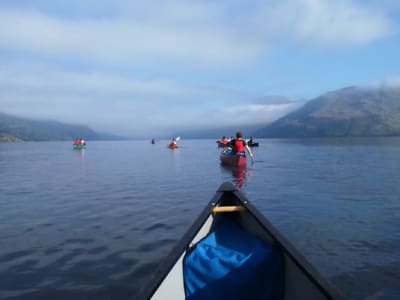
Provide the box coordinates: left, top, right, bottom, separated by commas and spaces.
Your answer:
0, 135, 22, 142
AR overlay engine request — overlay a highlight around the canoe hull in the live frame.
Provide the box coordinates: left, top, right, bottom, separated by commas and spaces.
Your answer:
139, 182, 343, 300
220, 151, 246, 167
73, 144, 86, 150
216, 141, 231, 147
248, 142, 259, 147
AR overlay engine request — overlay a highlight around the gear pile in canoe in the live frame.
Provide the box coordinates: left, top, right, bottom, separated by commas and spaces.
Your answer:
220, 148, 247, 167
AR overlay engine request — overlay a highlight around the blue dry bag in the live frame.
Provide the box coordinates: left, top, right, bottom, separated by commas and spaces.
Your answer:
183, 218, 284, 300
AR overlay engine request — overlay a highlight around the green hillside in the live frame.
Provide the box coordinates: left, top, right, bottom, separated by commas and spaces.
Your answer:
0, 112, 119, 141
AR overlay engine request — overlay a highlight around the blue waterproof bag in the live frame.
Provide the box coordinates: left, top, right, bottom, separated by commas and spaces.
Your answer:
183, 219, 284, 300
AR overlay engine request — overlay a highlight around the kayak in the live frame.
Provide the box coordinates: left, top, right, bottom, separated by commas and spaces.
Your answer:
73, 144, 86, 150
139, 182, 343, 300
168, 137, 181, 149
168, 143, 178, 149
220, 148, 247, 167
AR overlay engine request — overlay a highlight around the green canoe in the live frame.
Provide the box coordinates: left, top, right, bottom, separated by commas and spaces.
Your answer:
73, 144, 86, 150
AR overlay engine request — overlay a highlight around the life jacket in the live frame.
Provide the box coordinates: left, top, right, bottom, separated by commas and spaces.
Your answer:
232, 139, 245, 153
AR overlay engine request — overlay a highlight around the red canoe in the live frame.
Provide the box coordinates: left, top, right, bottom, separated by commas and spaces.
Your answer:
220, 149, 247, 167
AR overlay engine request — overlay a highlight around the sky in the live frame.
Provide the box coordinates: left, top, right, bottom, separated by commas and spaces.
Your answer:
0, 0, 399, 137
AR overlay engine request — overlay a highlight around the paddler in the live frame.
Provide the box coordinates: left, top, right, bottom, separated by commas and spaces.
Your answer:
169, 138, 177, 148
230, 131, 254, 162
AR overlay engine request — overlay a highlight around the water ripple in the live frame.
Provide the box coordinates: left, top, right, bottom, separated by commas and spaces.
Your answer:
0, 139, 399, 299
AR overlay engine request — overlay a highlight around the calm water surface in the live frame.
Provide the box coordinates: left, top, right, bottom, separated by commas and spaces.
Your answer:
0, 138, 399, 299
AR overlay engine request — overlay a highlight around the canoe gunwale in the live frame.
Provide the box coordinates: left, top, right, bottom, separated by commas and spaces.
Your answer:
137, 196, 217, 299
231, 188, 344, 300
138, 182, 344, 300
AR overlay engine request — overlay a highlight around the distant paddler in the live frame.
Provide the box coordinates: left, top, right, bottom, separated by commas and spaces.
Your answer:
217, 136, 229, 147
73, 138, 86, 150
168, 137, 180, 149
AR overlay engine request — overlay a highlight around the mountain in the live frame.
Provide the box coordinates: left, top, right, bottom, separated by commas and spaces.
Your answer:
0, 112, 123, 141
255, 86, 400, 137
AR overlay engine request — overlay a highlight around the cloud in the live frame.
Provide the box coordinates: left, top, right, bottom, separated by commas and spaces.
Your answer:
255, 96, 293, 105
251, 0, 392, 47
0, 67, 255, 135
0, 68, 187, 96
368, 75, 400, 88
296, 0, 390, 46
0, 0, 393, 68
382, 76, 400, 87
0, 6, 258, 65
0, 1, 396, 136
0, 65, 303, 136
220, 102, 304, 125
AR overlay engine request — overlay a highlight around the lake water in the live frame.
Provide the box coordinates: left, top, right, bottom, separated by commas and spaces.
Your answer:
0, 138, 399, 300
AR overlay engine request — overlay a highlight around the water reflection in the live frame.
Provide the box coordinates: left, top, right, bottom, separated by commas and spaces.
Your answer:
74, 149, 85, 158
220, 164, 251, 189
73, 148, 86, 177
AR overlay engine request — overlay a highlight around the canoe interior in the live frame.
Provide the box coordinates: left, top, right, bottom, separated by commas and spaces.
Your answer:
140, 182, 342, 300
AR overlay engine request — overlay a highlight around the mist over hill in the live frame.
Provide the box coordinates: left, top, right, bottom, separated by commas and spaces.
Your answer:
172, 96, 302, 139
172, 124, 262, 140
3, 85, 400, 141
255, 86, 400, 138
0, 112, 123, 141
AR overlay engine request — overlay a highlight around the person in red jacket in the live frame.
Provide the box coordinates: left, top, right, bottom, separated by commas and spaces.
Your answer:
230, 131, 254, 162
168, 138, 177, 149
219, 136, 227, 145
